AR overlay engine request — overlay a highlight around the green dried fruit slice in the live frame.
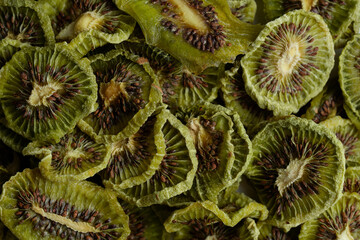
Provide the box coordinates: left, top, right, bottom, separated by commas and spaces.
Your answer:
343, 166, 360, 194
114, 0, 263, 73
228, 0, 257, 23
241, 10, 335, 116
101, 114, 166, 190
221, 58, 273, 129
257, 222, 292, 240
22, 126, 111, 182
0, 43, 97, 143
299, 193, 360, 240
0, 121, 29, 154
0, 168, 130, 240
320, 116, 360, 167
115, 109, 198, 207
115, 40, 220, 110
46, 0, 136, 58
78, 49, 161, 142
339, 35, 360, 129
246, 116, 345, 231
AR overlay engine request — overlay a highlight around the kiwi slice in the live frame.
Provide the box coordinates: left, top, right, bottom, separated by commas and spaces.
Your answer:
320, 116, 360, 167
101, 114, 166, 190
339, 35, 360, 129
228, 0, 257, 23
221, 58, 273, 130
257, 222, 292, 240
241, 10, 335, 116
115, 40, 221, 111
0, 168, 130, 240
114, 109, 198, 207
114, 0, 263, 73
78, 49, 161, 142
22, 126, 111, 182
246, 116, 345, 231
0, 121, 29, 154
343, 167, 360, 194
299, 193, 360, 239
0, 43, 97, 143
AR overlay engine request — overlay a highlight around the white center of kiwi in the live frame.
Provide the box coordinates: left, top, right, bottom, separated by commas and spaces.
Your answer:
301, 0, 319, 11
275, 159, 307, 196
337, 225, 354, 240
31, 205, 100, 233
205, 236, 218, 240
28, 82, 62, 107
187, 118, 211, 149
169, 0, 209, 33
64, 149, 85, 161
111, 137, 137, 156
277, 41, 301, 78
100, 80, 128, 108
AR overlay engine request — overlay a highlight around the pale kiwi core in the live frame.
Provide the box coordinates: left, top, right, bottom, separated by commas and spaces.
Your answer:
28, 82, 63, 107
100, 80, 128, 108
277, 39, 303, 81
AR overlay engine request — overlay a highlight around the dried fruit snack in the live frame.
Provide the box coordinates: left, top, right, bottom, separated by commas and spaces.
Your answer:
228, 0, 257, 23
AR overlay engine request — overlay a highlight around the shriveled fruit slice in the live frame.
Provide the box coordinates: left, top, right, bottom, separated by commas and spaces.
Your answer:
302, 79, 343, 123
241, 10, 335, 116
339, 35, 360, 130
101, 114, 166, 190
46, 0, 136, 58
258, 222, 292, 240
0, 0, 55, 46
78, 49, 161, 142
0, 43, 97, 143
114, 0, 263, 73
0, 168, 130, 240
221, 58, 273, 129
320, 116, 360, 167
114, 109, 198, 207
343, 167, 360, 194
22, 126, 111, 182
299, 193, 360, 240
164, 202, 260, 240
0, 121, 29, 154
115, 40, 220, 110
246, 116, 345, 231
228, 0, 257, 23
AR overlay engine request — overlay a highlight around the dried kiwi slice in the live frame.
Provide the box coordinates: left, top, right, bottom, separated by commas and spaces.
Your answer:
114, 0, 263, 73
241, 10, 335, 116
221, 58, 273, 129
320, 116, 360, 167
0, 43, 97, 143
115, 40, 220, 111
46, 0, 136, 58
22, 126, 111, 182
299, 193, 360, 240
78, 49, 161, 142
258, 223, 292, 240
343, 167, 360, 194
0, 121, 29, 154
101, 114, 166, 190
246, 116, 345, 231
114, 109, 198, 207
228, 0, 257, 23
0, 168, 130, 240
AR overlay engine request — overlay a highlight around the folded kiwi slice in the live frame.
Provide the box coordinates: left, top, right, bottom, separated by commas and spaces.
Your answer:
320, 116, 360, 167
343, 167, 360, 194
246, 116, 345, 231
114, 109, 198, 207
114, 0, 263, 73
257, 222, 292, 240
0, 168, 130, 240
22, 126, 111, 182
299, 193, 360, 239
241, 10, 335, 116
228, 0, 257, 23
0, 43, 97, 143
78, 49, 161, 142
115, 40, 221, 111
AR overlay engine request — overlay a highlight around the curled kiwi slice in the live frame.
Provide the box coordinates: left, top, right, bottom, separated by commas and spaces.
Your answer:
228, 0, 257, 23
22, 126, 111, 182
320, 116, 360, 167
114, 0, 263, 73
299, 193, 360, 240
0, 121, 29, 154
257, 222, 292, 240
114, 109, 198, 207
0, 43, 97, 143
246, 116, 345, 230
79, 49, 161, 142
115, 40, 220, 110
343, 167, 360, 194
101, 114, 166, 190
0, 168, 130, 240
241, 10, 335, 116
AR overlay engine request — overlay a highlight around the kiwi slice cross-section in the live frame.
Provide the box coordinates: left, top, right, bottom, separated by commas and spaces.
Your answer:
78, 49, 161, 142
241, 10, 335, 116
228, 0, 257, 23
114, 0, 263, 73
0, 168, 130, 240
343, 167, 360, 194
299, 193, 360, 240
246, 116, 345, 231
0, 43, 97, 143
257, 222, 292, 240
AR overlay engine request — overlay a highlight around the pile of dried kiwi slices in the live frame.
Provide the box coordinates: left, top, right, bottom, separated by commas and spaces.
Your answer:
0, 0, 360, 239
